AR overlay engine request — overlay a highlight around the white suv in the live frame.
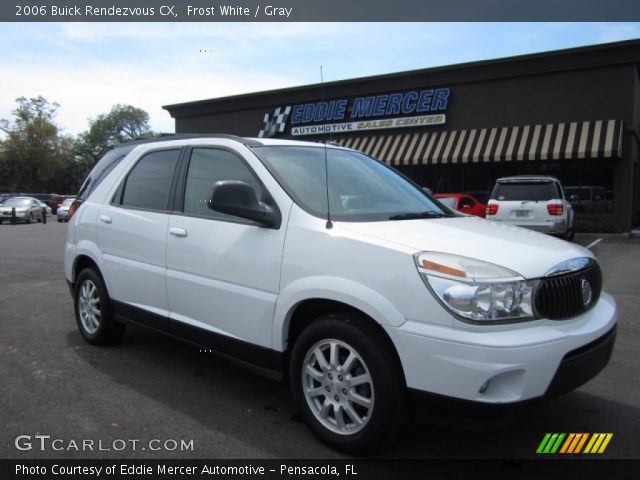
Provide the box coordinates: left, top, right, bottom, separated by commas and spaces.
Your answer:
486, 176, 575, 240
65, 135, 616, 452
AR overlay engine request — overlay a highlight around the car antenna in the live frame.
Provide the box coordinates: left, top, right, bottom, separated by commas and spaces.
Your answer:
321, 65, 333, 229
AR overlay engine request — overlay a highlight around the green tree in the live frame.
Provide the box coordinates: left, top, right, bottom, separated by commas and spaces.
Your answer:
0, 96, 62, 192
76, 104, 153, 165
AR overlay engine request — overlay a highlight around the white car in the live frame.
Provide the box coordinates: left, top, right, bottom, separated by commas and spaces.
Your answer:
64, 135, 616, 452
56, 197, 76, 222
485, 176, 575, 240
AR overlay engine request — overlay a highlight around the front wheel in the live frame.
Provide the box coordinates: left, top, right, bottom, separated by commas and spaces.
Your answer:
289, 314, 408, 453
74, 268, 125, 345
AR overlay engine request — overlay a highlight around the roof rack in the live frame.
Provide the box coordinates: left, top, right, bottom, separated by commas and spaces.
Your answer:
121, 133, 264, 148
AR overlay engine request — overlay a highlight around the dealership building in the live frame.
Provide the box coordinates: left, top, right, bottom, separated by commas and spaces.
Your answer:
164, 40, 640, 231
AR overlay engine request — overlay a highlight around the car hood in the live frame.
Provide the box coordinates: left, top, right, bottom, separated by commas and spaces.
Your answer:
338, 216, 592, 279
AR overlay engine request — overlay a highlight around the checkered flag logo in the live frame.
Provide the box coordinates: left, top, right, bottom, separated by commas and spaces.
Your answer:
258, 106, 292, 137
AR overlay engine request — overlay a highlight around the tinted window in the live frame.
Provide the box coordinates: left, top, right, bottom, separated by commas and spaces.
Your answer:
492, 182, 559, 201
459, 197, 474, 208
565, 187, 590, 201
120, 149, 180, 211
183, 148, 264, 220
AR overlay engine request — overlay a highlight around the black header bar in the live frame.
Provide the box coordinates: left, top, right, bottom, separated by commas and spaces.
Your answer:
3, 0, 640, 22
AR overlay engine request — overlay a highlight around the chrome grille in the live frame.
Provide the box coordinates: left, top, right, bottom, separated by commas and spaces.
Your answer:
535, 263, 602, 320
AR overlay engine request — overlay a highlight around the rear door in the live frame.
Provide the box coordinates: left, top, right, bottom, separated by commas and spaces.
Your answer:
95, 148, 182, 330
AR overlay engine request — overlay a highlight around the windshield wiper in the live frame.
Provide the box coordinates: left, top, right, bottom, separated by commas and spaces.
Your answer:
388, 211, 451, 220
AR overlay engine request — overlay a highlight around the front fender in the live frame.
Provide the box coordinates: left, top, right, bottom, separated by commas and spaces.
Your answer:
272, 276, 406, 351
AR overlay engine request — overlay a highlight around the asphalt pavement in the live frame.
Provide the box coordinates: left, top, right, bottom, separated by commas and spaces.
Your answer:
1, 221, 638, 459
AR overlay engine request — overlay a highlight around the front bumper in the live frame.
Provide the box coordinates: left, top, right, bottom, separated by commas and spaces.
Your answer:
387, 292, 616, 404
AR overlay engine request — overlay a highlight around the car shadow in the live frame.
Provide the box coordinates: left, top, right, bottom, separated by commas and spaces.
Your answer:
66, 325, 636, 459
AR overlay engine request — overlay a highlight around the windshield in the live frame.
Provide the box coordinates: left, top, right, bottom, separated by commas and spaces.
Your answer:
252, 146, 449, 222
491, 181, 560, 201
4, 198, 30, 207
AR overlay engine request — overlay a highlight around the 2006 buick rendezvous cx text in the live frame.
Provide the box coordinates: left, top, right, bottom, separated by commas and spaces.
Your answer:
64, 135, 617, 452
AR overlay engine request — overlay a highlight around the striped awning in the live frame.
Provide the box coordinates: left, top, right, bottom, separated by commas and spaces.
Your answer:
333, 119, 623, 166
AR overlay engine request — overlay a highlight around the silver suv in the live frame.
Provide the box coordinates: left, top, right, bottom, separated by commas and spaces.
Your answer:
486, 176, 574, 240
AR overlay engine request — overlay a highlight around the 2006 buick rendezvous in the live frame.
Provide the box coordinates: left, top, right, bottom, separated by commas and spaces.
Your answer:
65, 135, 616, 452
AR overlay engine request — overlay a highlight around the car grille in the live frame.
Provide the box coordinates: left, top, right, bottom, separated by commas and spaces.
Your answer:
535, 263, 602, 320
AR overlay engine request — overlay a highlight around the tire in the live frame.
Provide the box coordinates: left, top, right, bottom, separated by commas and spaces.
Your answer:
74, 268, 125, 345
289, 314, 408, 453
57, 218, 62, 223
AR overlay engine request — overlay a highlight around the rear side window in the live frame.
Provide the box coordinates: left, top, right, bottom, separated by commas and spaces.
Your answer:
492, 182, 559, 201
119, 149, 180, 211
77, 146, 134, 201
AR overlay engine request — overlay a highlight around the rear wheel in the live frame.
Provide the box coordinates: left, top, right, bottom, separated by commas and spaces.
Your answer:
74, 268, 125, 345
289, 314, 407, 453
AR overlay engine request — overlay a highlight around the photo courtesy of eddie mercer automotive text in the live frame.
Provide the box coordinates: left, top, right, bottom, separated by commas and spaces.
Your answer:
64, 132, 617, 452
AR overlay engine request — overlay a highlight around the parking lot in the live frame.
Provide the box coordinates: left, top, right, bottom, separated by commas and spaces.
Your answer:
1, 220, 639, 459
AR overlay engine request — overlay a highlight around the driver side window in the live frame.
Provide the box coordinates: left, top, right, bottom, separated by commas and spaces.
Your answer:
183, 148, 264, 220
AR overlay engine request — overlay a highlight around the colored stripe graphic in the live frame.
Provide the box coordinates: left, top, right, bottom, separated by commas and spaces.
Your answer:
537, 433, 613, 454
584, 433, 614, 454
536, 433, 565, 453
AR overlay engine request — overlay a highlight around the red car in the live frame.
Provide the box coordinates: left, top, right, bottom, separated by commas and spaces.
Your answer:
434, 193, 486, 217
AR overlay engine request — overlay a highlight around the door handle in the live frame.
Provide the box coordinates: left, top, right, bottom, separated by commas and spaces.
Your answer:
99, 214, 112, 224
169, 227, 188, 237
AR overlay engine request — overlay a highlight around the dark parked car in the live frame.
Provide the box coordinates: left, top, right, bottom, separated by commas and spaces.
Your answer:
564, 186, 612, 213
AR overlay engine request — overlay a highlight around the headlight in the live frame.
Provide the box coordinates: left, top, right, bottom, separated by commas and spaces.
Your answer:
415, 252, 535, 323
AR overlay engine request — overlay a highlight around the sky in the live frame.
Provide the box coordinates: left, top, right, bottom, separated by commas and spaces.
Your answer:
1, 22, 639, 137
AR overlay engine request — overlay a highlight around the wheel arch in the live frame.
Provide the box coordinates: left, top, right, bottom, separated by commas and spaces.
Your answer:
273, 277, 407, 353
70, 245, 106, 293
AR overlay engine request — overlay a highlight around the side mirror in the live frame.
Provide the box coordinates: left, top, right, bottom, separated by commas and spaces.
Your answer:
209, 181, 280, 228
569, 194, 579, 203
422, 187, 433, 195
594, 195, 602, 201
